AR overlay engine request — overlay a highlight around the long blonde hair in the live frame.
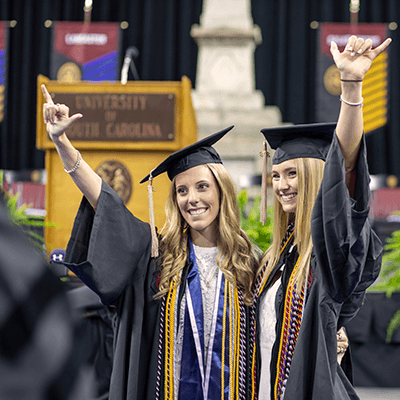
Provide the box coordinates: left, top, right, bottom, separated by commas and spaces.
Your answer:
258, 157, 325, 292
155, 163, 256, 305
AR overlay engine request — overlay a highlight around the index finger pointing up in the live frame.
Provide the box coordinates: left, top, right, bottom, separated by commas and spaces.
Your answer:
41, 84, 54, 104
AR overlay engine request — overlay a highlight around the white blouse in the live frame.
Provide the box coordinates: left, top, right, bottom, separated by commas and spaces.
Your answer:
258, 274, 281, 400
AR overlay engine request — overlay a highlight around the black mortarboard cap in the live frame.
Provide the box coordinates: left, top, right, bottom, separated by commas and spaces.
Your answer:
140, 125, 234, 183
260, 122, 336, 165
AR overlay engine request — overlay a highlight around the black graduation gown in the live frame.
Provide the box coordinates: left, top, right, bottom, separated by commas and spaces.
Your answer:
64, 182, 171, 400
67, 285, 116, 400
255, 133, 383, 400
63, 182, 251, 399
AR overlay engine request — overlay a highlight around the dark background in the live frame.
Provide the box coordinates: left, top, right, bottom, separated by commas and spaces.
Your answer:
346, 292, 400, 387
0, 0, 399, 174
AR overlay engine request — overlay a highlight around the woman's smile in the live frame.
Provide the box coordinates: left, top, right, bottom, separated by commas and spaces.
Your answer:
175, 165, 220, 245
188, 207, 208, 216
272, 159, 298, 214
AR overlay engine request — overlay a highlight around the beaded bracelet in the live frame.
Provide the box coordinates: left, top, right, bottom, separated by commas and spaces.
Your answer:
64, 150, 82, 174
340, 94, 363, 107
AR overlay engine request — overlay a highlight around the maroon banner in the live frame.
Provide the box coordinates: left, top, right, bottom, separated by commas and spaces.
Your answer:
316, 23, 389, 133
50, 22, 120, 82
319, 23, 387, 56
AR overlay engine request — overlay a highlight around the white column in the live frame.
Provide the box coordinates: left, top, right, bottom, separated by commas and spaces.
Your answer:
190, 0, 282, 193
200, 0, 253, 29
191, 0, 263, 108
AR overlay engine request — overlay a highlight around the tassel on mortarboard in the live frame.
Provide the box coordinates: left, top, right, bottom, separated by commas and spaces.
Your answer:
147, 171, 159, 258
260, 141, 269, 225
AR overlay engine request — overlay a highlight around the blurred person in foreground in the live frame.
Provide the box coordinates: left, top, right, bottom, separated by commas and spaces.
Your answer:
0, 194, 92, 399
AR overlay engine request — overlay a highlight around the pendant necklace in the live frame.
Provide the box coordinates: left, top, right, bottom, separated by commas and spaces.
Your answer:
197, 256, 218, 288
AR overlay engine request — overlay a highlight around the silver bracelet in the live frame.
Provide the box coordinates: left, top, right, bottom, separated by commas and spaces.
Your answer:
64, 150, 82, 174
340, 94, 363, 107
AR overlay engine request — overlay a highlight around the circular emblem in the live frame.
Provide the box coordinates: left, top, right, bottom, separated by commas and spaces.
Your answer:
57, 62, 82, 83
323, 64, 341, 96
30, 170, 42, 184
386, 175, 398, 189
95, 160, 133, 205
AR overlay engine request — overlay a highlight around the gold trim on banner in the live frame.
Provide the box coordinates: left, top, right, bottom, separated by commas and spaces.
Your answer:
362, 52, 388, 134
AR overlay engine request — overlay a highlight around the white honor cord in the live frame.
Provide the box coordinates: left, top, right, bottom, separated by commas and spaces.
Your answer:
185, 286, 205, 385
204, 270, 223, 398
185, 270, 223, 399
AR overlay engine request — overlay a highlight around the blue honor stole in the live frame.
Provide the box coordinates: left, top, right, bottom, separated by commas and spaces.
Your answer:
179, 238, 232, 400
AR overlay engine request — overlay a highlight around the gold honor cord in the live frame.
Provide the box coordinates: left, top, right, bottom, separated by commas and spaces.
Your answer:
165, 280, 178, 399
274, 259, 306, 400
221, 283, 228, 397
250, 229, 295, 399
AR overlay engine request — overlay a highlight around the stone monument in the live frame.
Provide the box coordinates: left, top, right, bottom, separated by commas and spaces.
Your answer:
191, 0, 283, 192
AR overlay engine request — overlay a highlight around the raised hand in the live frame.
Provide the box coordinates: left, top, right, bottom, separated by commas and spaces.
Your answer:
330, 36, 392, 81
41, 84, 83, 140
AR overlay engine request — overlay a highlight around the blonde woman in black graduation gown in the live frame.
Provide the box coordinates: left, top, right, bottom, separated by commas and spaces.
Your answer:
42, 88, 256, 400
251, 35, 390, 399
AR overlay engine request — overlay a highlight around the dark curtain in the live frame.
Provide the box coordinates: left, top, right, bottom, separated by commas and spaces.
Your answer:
0, 0, 399, 175
0, 0, 203, 170
251, 0, 400, 175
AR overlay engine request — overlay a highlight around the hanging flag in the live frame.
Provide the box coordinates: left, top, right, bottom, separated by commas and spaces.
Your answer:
316, 23, 389, 134
50, 21, 120, 82
0, 21, 9, 123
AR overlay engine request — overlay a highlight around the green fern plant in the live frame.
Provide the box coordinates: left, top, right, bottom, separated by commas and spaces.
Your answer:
373, 225, 400, 296
238, 189, 273, 255
387, 309, 400, 343
369, 211, 400, 342
0, 170, 52, 253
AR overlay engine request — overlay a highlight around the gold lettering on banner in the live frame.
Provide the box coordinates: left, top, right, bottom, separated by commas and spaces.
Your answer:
75, 94, 147, 111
